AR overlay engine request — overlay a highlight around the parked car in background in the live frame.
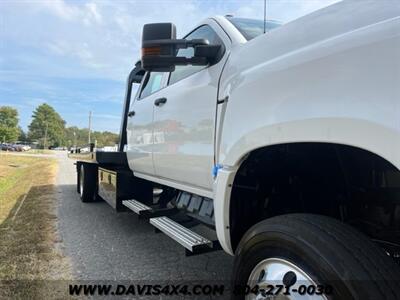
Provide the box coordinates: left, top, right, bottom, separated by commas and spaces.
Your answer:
0, 143, 16, 151
0, 143, 32, 151
79, 147, 90, 153
52, 147, 67, 151
15, 143, 32, 151
13, 144, 24, 152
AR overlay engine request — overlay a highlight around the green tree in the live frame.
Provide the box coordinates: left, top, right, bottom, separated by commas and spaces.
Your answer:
0, 106, 19, 143
92, 130, 119, 148
28, 103, 66, 148
64, 126, 118, 148
64, 126, 88, 147
18, 127, 28, 142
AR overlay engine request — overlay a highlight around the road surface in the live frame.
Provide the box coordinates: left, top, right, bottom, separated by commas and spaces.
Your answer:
56, 151, 233, 285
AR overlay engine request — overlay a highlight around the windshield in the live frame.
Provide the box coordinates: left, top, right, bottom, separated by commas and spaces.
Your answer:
227, 17, 281, 41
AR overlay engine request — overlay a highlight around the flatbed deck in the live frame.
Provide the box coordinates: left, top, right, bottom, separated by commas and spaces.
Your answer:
68, 151, 128, 167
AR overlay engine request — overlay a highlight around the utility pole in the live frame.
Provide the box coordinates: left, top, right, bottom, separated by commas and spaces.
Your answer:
263, 0, 267, 34
88, 111, 92, 145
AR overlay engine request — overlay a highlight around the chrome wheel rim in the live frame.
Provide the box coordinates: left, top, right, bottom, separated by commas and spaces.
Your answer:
246, 258, 327, 300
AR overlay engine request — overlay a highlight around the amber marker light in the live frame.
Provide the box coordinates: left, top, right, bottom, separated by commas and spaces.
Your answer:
142, 47, 161, 56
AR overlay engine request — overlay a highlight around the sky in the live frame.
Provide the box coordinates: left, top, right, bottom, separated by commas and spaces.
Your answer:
0, 0, 340, 133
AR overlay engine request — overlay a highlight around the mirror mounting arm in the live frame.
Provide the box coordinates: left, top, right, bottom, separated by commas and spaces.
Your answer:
141, 22, 217, 72
142, 38, 209, 50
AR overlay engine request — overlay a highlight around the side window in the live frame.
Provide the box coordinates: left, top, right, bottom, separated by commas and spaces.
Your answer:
139, 72, 165, 99
169, 25, 224, 85
131, 82, 141, 101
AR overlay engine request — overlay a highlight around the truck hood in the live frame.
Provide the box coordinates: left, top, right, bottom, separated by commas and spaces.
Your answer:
224, 0, 400, 79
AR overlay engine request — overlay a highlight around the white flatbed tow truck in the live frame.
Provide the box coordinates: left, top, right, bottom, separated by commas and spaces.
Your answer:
70, 1, 400, 298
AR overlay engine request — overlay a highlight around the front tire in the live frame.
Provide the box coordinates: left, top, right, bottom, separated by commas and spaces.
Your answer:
232, 214, 400, 300
78, 163, 98, 202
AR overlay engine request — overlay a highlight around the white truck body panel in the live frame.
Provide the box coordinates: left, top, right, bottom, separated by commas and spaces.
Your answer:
151, 67, 220, 190
152, 19, 231, 191
213, 166, 237, 255
126, 89, 162, 175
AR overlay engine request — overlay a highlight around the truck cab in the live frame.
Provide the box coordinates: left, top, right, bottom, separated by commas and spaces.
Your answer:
126, 16, 255, 195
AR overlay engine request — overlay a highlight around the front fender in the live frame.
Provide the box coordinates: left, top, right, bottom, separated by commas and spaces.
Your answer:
222, 118, 400, 171
214, 118, 400, 256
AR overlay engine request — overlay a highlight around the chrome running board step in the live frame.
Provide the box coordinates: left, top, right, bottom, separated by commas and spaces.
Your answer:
122, 199, 178, 219
150, 216, 214, 254
123, 199, 152, 215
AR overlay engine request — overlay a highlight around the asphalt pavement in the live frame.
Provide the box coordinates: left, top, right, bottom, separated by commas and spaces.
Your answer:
55, 151, 233, 284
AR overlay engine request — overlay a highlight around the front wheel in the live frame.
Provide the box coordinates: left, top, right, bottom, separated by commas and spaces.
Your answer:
232, 214, 400, 300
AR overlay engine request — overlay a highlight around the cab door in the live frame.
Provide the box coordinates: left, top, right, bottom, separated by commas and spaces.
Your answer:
152, 22, 230, 193
126, 71, 167, 175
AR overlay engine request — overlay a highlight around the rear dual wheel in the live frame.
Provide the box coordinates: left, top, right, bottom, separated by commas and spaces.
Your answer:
232, 214, 400, 300
78, 163, 98, 202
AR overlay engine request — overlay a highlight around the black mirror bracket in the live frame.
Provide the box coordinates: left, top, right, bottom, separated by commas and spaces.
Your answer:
141, 22, 221, 72
142, 38, 209, 50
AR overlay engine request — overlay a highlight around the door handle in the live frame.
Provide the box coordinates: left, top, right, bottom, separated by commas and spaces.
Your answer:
127, 110, 135, 117
154, 97, 167, 106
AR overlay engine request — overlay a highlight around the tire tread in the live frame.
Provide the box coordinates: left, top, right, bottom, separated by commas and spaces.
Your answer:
233, 214, 400, 300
